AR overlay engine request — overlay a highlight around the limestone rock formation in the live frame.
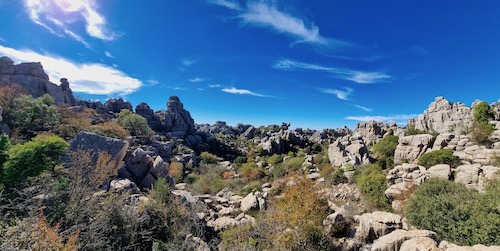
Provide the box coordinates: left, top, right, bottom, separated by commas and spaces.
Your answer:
119, 148, 174, 189
104, 98, 132, 113
399, 237, 441, 251
413, 96, 473, 134
328, 135, 371, 168
354, 121, 399, 147
135, 102, 161, 130
394, 134, 435, 164
0, 56, 76, 105
371, 229, 437, 251
354, 211, 402, 243
158, 96, 195, 137
67, 131, 129, 171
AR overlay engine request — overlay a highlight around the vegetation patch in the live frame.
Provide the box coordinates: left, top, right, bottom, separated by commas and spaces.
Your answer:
406, 178, 500, 245
417, 149, 461, 168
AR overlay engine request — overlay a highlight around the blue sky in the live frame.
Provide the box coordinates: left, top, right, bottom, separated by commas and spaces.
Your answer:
1, 0, 500, 129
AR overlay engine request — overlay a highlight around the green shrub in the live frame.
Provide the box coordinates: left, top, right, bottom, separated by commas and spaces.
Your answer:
471, 101, 495, 147
0, 134, 10, 168
473, 101, 494, 124
233, 156, 247, 166
115, 109, 154, 139
200, 151, 219, 165
354, 164, 391, 209
406, 178, 500, 245
150, 178, 170, 204
266, 154, 282, 166
10, 94, 60, 135
371, 135, 399, 169
2, 134, 68, 186
470, 122, 494, 147
281, 156, 305, 172
417, 149, 461, 168
320, 164, 347, 185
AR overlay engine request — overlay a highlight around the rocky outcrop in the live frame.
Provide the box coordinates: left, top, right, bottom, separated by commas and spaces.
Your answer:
384, 163, 434, 211
119, 148, 174, 189
413, 96, 473, 134
453, 145, 500, 165
135, 102, 161, 130
0, 105, 2, 122
67, 131, 129, 171
104, 98, 132, 113
354, 121, 399, 147
394, 134, 435, 164
0, 56, 76, 105
455, 164, 499, 191
328, 135, 371, 168
399, 237, 440, 251
157, 96, 195, 137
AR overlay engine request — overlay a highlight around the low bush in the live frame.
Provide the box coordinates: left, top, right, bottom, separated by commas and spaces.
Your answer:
281, 156, 305, 172
417, 149, 461, 168
10, 94, 60, 136
1, 134, 68, 186
91, 122, 130, 140
200, 151, 218, 165
266, 154, 282, 166
406, 178, 500, 245
0, 134, 10, 168
238, 162, 264, 181
354, 164, 391, 210
320, 164, 348, 185
471, 101, 495, 147
371, 135, 399, 169
115, 109, 154, 140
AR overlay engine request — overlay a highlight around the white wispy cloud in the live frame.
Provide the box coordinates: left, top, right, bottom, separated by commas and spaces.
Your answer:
23, 0, 119, 44
208, 84, 222, 88
273, 58, 390, 84
0, 36, 6, 42
345, 114, 417, 124
104, 51, 114, 58
320, 87, 353, 100
0, 45, 141, 95
209, 1, 347, 48
222, 87, 268, 97
354, 105, 373, 112
189, 77, 207, 83
146, 79, 159, 86
181, 59, 196, 66
208, 0, 241, 10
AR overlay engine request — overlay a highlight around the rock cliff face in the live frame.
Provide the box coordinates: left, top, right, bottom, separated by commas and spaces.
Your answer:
412, 96, 472, 134
0, 56, 76, 106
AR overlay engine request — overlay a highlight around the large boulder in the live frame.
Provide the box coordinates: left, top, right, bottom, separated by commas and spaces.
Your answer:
455, 164, 481, 189
399, 237, 441, 251
427, 164, 452, 180
354, 211, 402, 243
0, 56, 76, 106
371, 229, 437, 251
120, 148, 174, 189
394, 134, 435, 164
67, 131, 129, 171
328, 135, 371, 168
413, 96, 473, 134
